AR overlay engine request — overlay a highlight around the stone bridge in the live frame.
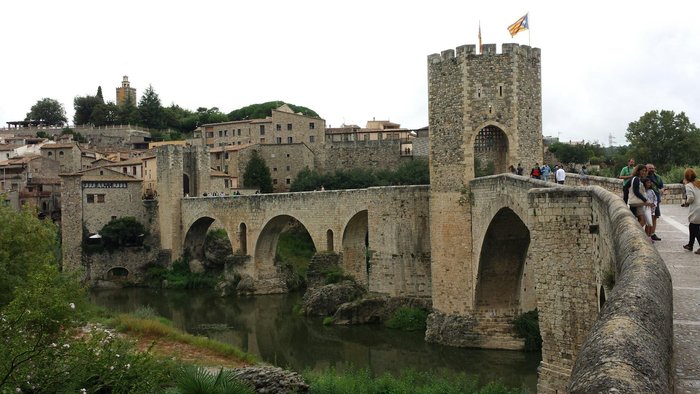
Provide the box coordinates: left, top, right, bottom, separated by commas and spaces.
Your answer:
176, 186, 431, 297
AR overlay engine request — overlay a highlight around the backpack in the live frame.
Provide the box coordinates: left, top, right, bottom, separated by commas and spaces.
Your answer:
532, 167, 540, 177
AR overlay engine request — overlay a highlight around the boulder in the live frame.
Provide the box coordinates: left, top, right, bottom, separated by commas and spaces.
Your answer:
236, 274, 256, 295
333, 295, 433, 325
188, 258, 205, 274
302, 280, 365, 316
232, 365, 308, 394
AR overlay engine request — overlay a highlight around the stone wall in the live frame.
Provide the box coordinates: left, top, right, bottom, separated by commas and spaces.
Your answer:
316, 140, 407, 173
527, 185, 673, 393
178, 186, 431, 297
237, 144, 315, 192
567, 187, 673, 393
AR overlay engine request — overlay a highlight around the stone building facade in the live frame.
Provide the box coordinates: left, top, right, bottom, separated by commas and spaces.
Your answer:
40, 143, 82, 173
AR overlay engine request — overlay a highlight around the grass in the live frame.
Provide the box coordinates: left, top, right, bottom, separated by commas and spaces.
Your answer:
109, 313, 257, 364
304, 368, 527, 394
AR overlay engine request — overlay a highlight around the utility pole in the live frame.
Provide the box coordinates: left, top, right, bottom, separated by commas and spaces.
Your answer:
608, 133, 616, 147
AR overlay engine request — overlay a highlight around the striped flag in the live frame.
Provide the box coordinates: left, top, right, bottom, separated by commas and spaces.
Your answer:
507, 13, 529, 37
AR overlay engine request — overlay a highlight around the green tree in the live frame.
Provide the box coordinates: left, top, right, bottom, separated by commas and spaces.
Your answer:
228, 101, 319, 121
25, 98, 67, 126
117, 95, 140, 125
100, 217, 149, 249
626, 110, 700, 170
73, 95, 101, 125
138, 85, 166, 130
90, 102, 119, 126
95, 85, 104, 104
548, 142, 589, 165
243, 150, 273, 193
0, 204, 58, 306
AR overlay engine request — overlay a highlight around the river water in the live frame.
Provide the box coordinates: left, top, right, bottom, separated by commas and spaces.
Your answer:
92, 288, 539, 391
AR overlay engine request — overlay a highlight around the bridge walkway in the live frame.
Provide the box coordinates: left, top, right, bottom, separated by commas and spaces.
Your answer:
655, 204, 700, 393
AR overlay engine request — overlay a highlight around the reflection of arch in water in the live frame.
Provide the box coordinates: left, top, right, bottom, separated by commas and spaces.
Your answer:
475, 207, 530, 312
342, 210, 369, 285
254, 215, 316, 275
107, 267, 130, 281
473, 124, 509, 176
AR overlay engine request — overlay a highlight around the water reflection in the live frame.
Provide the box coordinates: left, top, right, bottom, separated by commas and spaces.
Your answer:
92, 288, 538, 391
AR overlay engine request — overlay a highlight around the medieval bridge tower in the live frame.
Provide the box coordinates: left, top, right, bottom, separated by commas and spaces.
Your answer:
426, 43, 543, 343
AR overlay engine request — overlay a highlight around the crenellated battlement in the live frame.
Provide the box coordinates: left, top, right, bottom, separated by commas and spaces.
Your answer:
428, 43, 540, 63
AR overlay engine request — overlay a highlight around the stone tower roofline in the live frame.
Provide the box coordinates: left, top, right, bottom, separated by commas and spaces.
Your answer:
428, 43, 541, 63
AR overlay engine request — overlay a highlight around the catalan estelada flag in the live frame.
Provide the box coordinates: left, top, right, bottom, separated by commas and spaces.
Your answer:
507, 13, 529, 37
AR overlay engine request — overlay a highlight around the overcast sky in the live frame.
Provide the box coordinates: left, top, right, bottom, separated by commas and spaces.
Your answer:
1, 0, 698, 146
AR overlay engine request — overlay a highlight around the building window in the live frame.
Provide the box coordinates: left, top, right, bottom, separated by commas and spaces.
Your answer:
276, 124, 282, 131
47, 151, 53, 156
259, 125, 265, 135
206, 132, 214, 138
287, 137, 293, 143
111, 215, 117, 220
273, 179, 278, 185
309, 122, 315, 129
219, 130, 223, 137
276, 137, 282, 144
260, 138, 265, 143
132, 166, 136, 175
287, 123, 292, 131
59, 151, 64, 156
273, 167, 277, 172
286, 178, 291, 184
224, 130, 228, 136
87, 194, 95, 203
237, 129, 241, 136
499, 85, 504, 97
123, 167, 127, 174
309, 135, 315, 143
286, 153, 290, 158
286, 165, 290, 171
97, 194, 105, 203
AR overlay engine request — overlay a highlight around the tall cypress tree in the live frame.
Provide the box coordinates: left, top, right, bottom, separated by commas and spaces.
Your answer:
243, 150, 273, 193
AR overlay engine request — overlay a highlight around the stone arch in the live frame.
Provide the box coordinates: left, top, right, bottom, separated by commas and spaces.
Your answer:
184, 216, 216, 260
107, 266, 130, 281
239, 222, 248, 255
464, 120, 516, 179
326, 229, 334, 251
473, 125, 509, 176
342, 210, 369, 286
254, 214, 316, 275
474, 207, 530, 313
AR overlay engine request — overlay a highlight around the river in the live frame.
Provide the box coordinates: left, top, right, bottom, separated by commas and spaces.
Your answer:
92, 288, 539, 391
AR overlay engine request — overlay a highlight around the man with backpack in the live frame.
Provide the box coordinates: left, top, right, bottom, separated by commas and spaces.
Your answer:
531, 163, 542, 179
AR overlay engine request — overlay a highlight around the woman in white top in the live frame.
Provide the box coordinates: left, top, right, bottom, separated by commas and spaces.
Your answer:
682, 168, 700, 254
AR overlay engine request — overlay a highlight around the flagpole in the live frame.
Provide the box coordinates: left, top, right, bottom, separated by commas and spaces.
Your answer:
528, 13, 531, 46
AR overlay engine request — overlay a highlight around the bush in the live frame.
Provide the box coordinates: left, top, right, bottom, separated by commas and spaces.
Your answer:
512, 309, 542, 351
174, 366, 254, 394
100, 217, 149, 250
385, 307, 429, 331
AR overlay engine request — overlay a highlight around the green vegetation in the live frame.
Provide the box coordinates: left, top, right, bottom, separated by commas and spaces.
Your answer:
304, 368, 526, 394
243, 150, 274, 193
109, 314, 256, 364
25, 97, 67, 126
0, 204, 58, 306
145, 258, 218, 289
291, 158, 429, 191
323, 316, 334, 325
203, 229, 234, 272
228, 101, 319, 121
100, 216, 149, 249
512, 310, 542, 352
603, 269, 616, 290
174, 366, 254, 394
385, 307, 429, 332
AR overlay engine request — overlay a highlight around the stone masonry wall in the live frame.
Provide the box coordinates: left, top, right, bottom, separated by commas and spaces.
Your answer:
316, 140, 406, 174
177, 186, 431, 297
60, 175, 84, 273
567, 187, 673, 393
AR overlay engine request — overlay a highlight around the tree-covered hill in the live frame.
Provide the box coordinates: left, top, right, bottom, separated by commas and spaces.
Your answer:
227, 101, 320, 121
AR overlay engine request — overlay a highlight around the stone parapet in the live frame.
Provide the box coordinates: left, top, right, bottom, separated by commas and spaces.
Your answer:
567, 187, 673, 393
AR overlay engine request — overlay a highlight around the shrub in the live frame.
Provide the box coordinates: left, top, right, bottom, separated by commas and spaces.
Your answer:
512, 309, 542, 351
385, 307, 429, 331
174, 366, 254, 394
100, 217, 149, 249
323, 316, 334, 325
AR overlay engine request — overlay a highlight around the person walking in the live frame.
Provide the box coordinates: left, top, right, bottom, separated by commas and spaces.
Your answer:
579, 165, 589, 186
555, 165, 566, 185
530, 163, 541, 179
619, 158, 635, 203
627, 164, 654, 227
516, 163, 524, 176
682, 168, 700, 254
541, 163, 551, 182
646, 163, 665, 241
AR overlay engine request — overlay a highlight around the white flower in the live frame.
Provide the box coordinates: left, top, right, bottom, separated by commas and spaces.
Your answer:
15, 387, 21, 393
110, 366, 114, 371
115, 354, 120, 358
125, 363, 130, 369
80, 389, 87, 394
63, 344, 70, 349
49, 343, 57, 348
69, 303, 75, 310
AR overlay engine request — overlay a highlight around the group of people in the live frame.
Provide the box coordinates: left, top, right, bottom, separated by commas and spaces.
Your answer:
509, 162, 566, 184
619, 159, 664, 242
